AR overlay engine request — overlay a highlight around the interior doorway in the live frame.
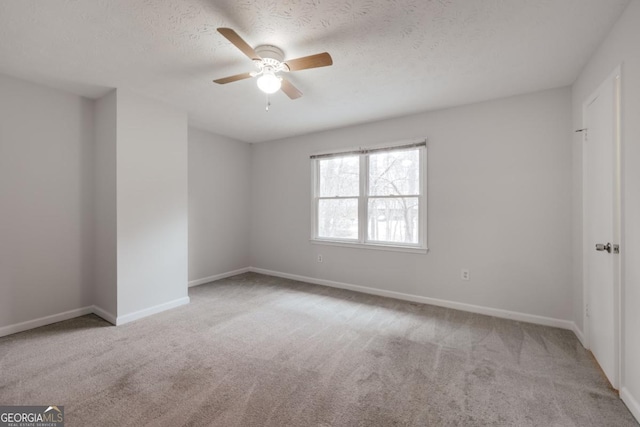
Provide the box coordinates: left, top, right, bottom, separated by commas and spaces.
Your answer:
582, 66, 622, 389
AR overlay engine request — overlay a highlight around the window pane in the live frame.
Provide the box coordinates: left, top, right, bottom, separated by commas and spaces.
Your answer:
318, 199, 358, 239
367, 197, 419, 244
318, 156, 359, 197
368, 149, 420, 196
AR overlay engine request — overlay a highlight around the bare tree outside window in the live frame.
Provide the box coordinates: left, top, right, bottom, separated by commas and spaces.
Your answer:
317, 156, 359, 239
368, 149, 420, 244
312, 142, 426, 250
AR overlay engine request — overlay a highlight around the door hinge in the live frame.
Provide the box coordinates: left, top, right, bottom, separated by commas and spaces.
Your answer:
586, 303, 590, 318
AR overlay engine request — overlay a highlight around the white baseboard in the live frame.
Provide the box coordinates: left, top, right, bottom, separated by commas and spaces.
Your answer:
115, 296, 190, 325
188, 267, 250, 288
571, 323, 586, 347
621, 387, 640, 423
0, 297, 191, 337
0, 306, 93, 338
91, 305, 117, 325
249, 267, 575, 331
0, 268, 578, 341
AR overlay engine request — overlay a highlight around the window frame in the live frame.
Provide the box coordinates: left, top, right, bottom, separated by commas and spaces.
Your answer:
310, 139, 428, 253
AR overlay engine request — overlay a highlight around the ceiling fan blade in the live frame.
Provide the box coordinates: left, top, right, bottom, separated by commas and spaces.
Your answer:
213, 72, 253, 84
217, 28, 260, 60
284, 52, 333, 72
280, 78, 302, 99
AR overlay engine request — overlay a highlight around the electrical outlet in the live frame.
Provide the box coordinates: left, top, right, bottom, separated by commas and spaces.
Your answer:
461, 269, 470, 281
317, 254, 323, 263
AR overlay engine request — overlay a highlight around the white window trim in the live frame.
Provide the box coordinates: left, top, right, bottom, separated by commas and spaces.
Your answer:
310, 139, 428, 253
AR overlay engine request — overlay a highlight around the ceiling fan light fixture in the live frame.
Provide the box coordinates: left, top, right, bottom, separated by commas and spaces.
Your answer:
214, 28, 333, 101
257, 72, 282, 94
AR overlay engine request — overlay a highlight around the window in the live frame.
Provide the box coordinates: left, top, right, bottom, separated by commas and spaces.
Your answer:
311, 140, 427, 251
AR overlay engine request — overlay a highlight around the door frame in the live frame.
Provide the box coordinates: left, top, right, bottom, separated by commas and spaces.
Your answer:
581, 65, 622, 389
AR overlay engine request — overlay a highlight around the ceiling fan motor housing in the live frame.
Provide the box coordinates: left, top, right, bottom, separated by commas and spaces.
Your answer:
254, 45, 289, 72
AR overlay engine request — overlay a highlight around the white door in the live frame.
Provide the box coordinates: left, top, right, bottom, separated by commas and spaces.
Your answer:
583, 69, 621, 389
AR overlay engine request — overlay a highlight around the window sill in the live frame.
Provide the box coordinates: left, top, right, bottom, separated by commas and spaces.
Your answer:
310, 239, 428, 254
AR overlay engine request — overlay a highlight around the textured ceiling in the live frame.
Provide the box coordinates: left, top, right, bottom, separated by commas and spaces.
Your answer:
0, 0, 630, 142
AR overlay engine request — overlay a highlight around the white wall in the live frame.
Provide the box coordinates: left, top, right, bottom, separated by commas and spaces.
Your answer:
0, 73, 94, 328
188, 128, 251, 283
94, 90, 117, 317
251, 87, 573, 322
116, 90, 189, 317
572, 0, 640, 418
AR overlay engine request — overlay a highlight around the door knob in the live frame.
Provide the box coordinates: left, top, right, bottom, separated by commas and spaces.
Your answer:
595, 243, 620, 254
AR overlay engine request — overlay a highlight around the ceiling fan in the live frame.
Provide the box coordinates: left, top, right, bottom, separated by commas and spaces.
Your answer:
213, 28, 333, 100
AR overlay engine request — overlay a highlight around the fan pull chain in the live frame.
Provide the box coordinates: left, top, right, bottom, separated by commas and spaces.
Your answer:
265, 93, 271, 112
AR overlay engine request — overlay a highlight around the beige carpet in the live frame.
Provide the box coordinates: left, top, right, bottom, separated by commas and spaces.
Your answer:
0, 272, 637, 426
